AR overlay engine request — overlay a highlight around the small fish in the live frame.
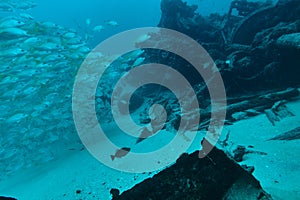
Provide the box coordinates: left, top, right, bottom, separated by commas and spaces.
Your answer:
12, 1, 37, 10
132, 57, 145, 67
40, 21, 59, 29
65, 37, 82, 45
0, 27, 28, 37
136, 127, 153, 144
84, 33, 93, 42
135, 34, 151, 44
105, 20, 119, 27
0, 2, 14, 12
121, 49, 144, 62
0, 19, 25, 28
63, 32, 76, 39
37, 42, 62, 51
75, 45, 91, 53
86, 18, 91, 27
19, 13, 34, 20
93, 25, 105, 32
42, 54, 65, 62
111, 147, 131, 161
23, 37, 41, 45
7, 113, 28, 123
0, 48, 26, 58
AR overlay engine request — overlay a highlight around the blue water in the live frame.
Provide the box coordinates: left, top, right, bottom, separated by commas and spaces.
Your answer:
27, 0, 232, 47
29, 0, 162, 47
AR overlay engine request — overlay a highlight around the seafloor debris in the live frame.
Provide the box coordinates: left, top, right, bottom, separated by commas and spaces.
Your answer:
265, 109, 280, 126
132, 0, 300, 138
157, 0, 300, 94
232, 145, 247, 162
265, 100, 295, 126
241, 164, 255, 174
232, 145, 267, 162
201, 88, 299, 127
0, 196, 17, 200
132, 1, 300, 199
267, 127, 300, 141
111, 148, 271, 200
276, 33, 300, 50
110, 189, 120, 199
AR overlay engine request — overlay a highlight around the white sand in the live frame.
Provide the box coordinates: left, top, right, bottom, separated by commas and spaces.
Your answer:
0, 116, 203, 200
0, 99, 299, 199
218, 98, 300, 199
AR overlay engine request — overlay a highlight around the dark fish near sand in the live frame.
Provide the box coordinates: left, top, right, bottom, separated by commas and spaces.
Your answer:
136, 127, 153, 144
111, 147, 131, 161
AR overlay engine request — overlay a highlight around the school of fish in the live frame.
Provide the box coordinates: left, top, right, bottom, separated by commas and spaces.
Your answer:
0, 4, 146, 178
0, 10, 91, 177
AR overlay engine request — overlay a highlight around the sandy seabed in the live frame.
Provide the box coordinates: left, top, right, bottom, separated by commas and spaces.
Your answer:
0, 98, 299, 200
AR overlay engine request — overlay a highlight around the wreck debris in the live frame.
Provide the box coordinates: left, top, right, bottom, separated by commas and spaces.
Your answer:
230, 4, 277, 45
194, 88, 299, 133
111, 148, 271, 200
241, 164, 255, 174
230, 0, 300, 45
157, 0, 300, 95
232, 145, 267, 162
265, 109, 280, 126
119, 1, 300, 199
233, 145, 247, 162
271, 101, 295, 118
276, 33, 300, 50
199, 88, 299, 128
265, 100, 295, 126
228, 0, 268, 17
220, 130, 231, 147
267, 127, 300, 141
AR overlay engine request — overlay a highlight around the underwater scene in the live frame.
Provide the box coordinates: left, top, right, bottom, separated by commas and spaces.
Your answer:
0, 0, 300, 199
